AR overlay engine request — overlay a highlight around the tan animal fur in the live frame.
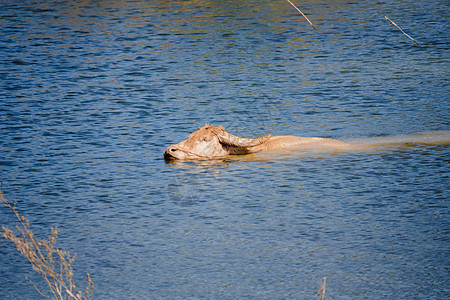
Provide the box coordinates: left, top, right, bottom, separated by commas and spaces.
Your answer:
164, 124, 350, 160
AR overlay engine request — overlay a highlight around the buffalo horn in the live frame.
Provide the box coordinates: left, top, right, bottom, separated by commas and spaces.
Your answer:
218, 130, 271, 147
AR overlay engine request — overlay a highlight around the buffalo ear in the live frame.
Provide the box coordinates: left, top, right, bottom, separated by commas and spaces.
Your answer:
218, 130, 270, 148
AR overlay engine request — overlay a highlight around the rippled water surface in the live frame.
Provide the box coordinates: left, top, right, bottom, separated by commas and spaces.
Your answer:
1, 0, 449, 299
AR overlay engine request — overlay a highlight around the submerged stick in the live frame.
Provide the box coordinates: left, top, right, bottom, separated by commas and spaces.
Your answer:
285, 0, 316, 30
385, 16, 419, 45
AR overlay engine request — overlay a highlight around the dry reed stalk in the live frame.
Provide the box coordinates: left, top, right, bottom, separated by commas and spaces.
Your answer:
317, 277, 326, 300
1, 190, 94, 300
385, 16, 420, 45
285, 0, 316, 30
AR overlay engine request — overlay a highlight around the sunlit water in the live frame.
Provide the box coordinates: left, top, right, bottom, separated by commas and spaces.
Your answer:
1, 0, 449, 299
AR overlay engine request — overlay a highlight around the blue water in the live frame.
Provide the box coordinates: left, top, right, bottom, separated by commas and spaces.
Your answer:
1, 0, 449, 299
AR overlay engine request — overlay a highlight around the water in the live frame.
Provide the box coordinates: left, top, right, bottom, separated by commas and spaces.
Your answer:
0, 0, 449, 298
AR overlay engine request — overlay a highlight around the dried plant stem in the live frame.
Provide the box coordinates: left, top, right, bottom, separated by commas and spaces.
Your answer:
385, 16, 419, 45
321, 277, 326, 300
285, 0, 316, 30
317, 277, 326, 300
1, 190, 94, 300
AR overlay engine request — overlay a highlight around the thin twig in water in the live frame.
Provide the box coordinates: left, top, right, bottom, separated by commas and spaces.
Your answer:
317, 277, 326, 300
385, 16, 419, 45
285, 0, 316, 30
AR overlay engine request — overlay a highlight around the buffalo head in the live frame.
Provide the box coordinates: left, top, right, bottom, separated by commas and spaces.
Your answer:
164, 124, 270, 160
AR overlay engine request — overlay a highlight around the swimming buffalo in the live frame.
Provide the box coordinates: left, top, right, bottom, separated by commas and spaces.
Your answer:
164, 124, 350, 160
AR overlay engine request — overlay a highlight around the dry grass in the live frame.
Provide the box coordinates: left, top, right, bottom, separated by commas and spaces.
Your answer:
1, 190, 94, 300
